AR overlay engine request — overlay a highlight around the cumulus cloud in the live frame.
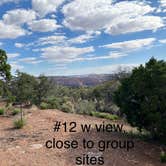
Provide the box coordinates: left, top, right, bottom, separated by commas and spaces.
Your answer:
18, 57, 43, 64
34, 31, 100, 47
40, 44, 126, 63
0, 21, 26, 39
3, 9, 36, 25
102, 38, 156, 51
69, 31, 101, 44
7, 53, 20, 58
62, 0, 164, 34
0, 0, 19, 6
32, 0, 65, 17
159, 39, 166, 43
69, 52, 126, 61
37, 35, 67, 45
105, 16, 164, 35
49, 63, 138, 76
160, 0, 166, 8
28, 19, 60, 32
41, 46, 94, 62
15, 42, 25, 48
10, 61, 24, 71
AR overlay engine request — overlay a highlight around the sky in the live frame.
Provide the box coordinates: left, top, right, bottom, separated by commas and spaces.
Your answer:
0, 0, 166, 76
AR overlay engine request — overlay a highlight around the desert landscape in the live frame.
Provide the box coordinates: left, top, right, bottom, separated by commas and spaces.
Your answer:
0, 106, 164, 166
0, 0, 166, 165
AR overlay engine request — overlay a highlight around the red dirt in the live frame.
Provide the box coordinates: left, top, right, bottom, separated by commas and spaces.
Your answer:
0, 108, 165, 166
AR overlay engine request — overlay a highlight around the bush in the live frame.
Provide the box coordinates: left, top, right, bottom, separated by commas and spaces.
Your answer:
47, 98, 62, 109
41, 97, 65, 110
40, 102, 49, 109
114, 58, 166, 139
0, 108, 5, 115
12, 109, 20, 115
61, 101, 74, 113
125, 130, 151, 141
160, 151, 166, 163
76, 100, 96, 115
91, 111, 119, 120
14, 119, 26, 129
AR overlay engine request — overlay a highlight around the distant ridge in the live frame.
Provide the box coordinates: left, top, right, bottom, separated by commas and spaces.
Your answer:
48, 74, 115, 87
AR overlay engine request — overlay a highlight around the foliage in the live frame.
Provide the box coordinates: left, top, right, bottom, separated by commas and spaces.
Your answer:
76, 100, 96, 115
40, 97, 66, 109
11, 71, 37, 104
0, 49, 12, 102
12, 109, 20, 115
61, 101, 74, 113
90, 111, 119, 120
114, 58, 166, 138
0, 49, 11, 81
35, 75, 52, 105
125, 130, 152, 141
10, 71, 37, 121
160, 151, 166, 163
40, 102, 50, 110
14, 119, 26, 129
0, 108, 5, 115
90, 81, 120, 113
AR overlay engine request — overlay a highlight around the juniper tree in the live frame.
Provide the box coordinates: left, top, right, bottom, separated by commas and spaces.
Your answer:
114, 58, 166, 139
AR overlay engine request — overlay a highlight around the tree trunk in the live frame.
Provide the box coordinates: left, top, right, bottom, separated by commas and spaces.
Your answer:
20, 104, 23, 121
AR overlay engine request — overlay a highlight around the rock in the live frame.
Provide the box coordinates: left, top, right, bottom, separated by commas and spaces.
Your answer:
30, 144, 43, 149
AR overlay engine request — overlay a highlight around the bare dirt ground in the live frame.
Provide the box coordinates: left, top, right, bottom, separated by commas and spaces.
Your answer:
0, 107, 165, 166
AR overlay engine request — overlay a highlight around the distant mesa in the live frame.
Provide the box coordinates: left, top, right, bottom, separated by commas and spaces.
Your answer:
48, 74, 117, 87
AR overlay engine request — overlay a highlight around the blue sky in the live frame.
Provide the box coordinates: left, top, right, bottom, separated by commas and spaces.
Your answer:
0, 0, 166, 76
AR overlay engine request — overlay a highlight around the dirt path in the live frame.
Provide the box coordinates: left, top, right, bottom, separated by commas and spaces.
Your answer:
0, 109, 164, 166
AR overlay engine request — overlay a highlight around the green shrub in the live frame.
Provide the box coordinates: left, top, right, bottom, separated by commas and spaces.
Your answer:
42, 97, 66, 110
76, 100, 96, 115
40, 102, 49, 109
91, 111, 119, 120
125, 130, 151, 141
48, 98, 61, 109
14, 119, 26, 129
160, 151, 166, 163
61, 101, 74, 113
0, 108, 5, 115
12, 109, 20, 115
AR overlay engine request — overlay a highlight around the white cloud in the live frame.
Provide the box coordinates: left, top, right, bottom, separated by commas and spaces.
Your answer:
37, 35, 67, 45
3, 9, 36, 25
102, 38, 156, 51
0, 0, 19, 6
106, 16, 164, 35
70, 52, 126, 61
32, 0, 65, 17
28, 19, 60, 32
0, 21, 26, 39
10, 61, 24, 71
69, 31, 101, 44
101, 52, 126, 59
34, 31, 100, 47
48, 63, 138, 76
62, 0, 164, 34
159, 39, 166, 43
7, 53, 20, 58
160, 0, 166, 8
18, 57, 43, 64
0, 42, 3, 46
74, 63, 138, 75
41, 46, 94, 62
40, 45, 125, 63
15, 42, 25, 48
